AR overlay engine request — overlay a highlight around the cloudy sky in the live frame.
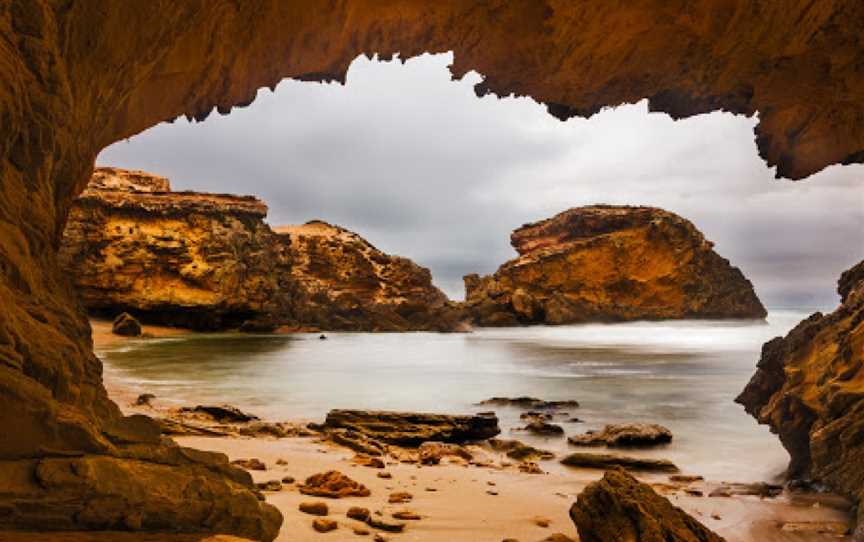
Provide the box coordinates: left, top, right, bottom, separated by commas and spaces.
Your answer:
99, 53, 863, 308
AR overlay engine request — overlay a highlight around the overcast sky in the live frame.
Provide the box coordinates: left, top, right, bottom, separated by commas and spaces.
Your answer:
99, 53, 863, 308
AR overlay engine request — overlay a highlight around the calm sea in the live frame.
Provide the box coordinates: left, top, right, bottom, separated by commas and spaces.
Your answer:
98, 310, 818, 482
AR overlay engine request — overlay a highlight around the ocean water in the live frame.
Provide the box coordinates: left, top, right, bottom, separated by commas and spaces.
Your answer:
98, 310, 817, 483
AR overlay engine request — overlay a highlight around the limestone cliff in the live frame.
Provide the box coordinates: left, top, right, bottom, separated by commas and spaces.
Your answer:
737, 260, 864, 525
2, 1, 863, 538
464, 206, 766, 325
275, 221, 463, 332
60, 167, 292, 330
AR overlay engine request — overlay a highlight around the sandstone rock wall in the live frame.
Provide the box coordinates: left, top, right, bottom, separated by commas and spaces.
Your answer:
737, 260, 864, 517
464, 206, 766, 325
275, 221, 464, 331
1, 0, 862, 538
59, 168, 293, 330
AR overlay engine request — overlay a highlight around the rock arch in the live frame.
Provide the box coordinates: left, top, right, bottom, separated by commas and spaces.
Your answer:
1, 1, 862, 538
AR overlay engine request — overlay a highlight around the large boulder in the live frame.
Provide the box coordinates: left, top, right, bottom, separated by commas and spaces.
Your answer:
737, 259, 864, 519
570, 468, 725, 542
464, 206, 766, 325
322, 409, 500, 446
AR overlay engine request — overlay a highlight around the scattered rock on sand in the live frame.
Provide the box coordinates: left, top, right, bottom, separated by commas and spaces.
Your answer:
299, 501, 329, 516
377, 471, 392, 479
352, 454, 386, 468
367, 516, 406, 533
419, 441, 474, 464
570, 468, 725, 542
312, 518, 338, 533
112, 312, 142, 336
281, 476, 295, 484
489, 438, 555, 461
255, 480, 282, 491
231, 458, 266, 471
181, 404, 259, 423
561, 453, 678, 472
323, 409, 501, 446
347, 506, 371, 522
388, 491, 413, 504
533, 516, 551, 527
568, 423, 673, 447
520, 420, 565, 436
392, 510, 422, 520
478, 397, 580, 410
373, 534, 388, 542
300, 470, 371, 498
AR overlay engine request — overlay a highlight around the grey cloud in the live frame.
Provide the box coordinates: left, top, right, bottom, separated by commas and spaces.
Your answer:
99, 53, 863, 308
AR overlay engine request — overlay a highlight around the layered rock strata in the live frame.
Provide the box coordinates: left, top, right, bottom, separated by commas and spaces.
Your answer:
464, 206, 766, 325
322, 409, 501, 447
59, 167, 292, 330
275, 221, 464, 331
737, 260, 864, 525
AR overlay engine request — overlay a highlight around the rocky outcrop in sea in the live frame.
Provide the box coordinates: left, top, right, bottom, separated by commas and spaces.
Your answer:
463, 205, 767, 325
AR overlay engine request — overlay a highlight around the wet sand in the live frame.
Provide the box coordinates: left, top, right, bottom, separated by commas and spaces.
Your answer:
96, 322, 855, 542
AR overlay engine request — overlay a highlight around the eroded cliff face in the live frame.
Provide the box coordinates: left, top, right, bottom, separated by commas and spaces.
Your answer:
275, 221, 464, 332
1, 0, 862, 537
464, 206, 766, 325
60, 168, 292, 330
737, 260, 864, 515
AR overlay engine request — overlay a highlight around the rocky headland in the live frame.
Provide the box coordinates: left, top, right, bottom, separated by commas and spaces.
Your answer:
738, 259, 864, 535
59, 167, 292, 330
60, 168, 463, 332
275, 221, 464, 332
463, 205, 767, 326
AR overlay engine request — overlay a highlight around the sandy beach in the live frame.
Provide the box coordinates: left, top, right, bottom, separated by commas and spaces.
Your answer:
96, 323, 856, 542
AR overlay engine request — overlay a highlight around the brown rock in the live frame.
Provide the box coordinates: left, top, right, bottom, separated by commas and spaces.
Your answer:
377, 472, 392, 479
520, 421, 565, 436
561, 453, 678, 473
60, 168, 292, 330
352, 454, 386, 469
347, 507, 371, 522
570, 469, 725, 541
418, 441, 474, 465
134, 393, 156, 407
354, 526, 371, 535
533, 516, 551, 528
299, 471, 371, 498
281, 476, 294, 484
392, 510, 421, 520
231, 458, 266, 471
568, 423, 673, 448
299, 501, 329, 516
388, 491, 413, 504
478, 397, 580, 409
274, 221, 465, 331
737, 260, 864, 522
255, 480, 282, 492
1, 2, 860, 539
539, 535, 576, 542
312, 518, 338, 533
112, 312, 142, 336
488, 439, 555, 461
182, 405, 259, 423
323, 410, 500, 446
464, 206, 766, 325
367, 516, 406, 533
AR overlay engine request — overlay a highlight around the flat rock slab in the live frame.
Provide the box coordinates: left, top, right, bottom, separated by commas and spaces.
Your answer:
323, 409, 500, 446
568, 423, 673, 447
561, 452, 678, 472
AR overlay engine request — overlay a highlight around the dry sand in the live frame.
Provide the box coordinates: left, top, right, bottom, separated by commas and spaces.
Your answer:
95, 323, 855, 542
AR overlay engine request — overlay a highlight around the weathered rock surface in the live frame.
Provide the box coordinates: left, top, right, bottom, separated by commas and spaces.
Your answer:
2, 2, 862, 538
299, 470, 371, 499
464, 206, 766, 325
111, 312, 141, 337
59, 168, 293, 330
561, 452, 679, 472
570, 468, 725, 542
322, 409, 501, 446
737, 260, 864, 517
478, 397, 580, 409
569, 423, 673, 448
488, 438, 556, 461
275, 221, 465, 332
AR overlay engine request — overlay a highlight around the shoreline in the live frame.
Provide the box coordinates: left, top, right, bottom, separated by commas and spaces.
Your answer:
95, 321, 855, 542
